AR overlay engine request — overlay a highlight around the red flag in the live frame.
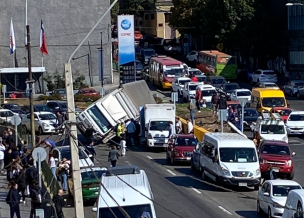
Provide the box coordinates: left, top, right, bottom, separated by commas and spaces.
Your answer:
40, 20, 48, 55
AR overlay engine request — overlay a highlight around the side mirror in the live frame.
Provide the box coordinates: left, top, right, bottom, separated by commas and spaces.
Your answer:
263, 192, 270, 197
55, 107, 60, 110
292, 151, 296, 156
34, 118, 38, 121
88, 154, 93, 158
92, 207, 97, 212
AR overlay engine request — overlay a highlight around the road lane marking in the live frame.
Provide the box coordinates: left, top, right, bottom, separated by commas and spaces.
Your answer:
147, 156, 153, 160
218, 206, 232, 215
125, 161, 132, 165
191, 188, 201, 194
166, 169, 176, 176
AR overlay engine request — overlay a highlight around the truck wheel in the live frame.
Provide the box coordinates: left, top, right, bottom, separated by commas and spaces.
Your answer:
286, 171, 294, 180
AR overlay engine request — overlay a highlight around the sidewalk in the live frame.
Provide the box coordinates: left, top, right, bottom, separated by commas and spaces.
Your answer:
0, 175, 31, 218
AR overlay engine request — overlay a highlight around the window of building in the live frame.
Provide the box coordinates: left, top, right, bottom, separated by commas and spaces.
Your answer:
164, 13, 171, 23
145, 14, 149, 20
151, 14, 155, 20
158, 23, 163, 27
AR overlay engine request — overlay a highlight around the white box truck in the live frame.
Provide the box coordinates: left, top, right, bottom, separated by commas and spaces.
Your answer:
142, 104, 175, 148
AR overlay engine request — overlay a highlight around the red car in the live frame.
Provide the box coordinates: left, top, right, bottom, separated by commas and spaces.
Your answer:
270, 107, 292, 121
166, 134, 198, 165
134, 31, 143, 41
258, 140, 295, 179
78, 88, 99, 96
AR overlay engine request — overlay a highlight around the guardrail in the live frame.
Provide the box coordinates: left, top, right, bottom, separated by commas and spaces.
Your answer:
227, 121, 248, 138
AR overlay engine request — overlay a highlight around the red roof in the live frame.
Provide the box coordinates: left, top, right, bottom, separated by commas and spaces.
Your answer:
151, 56, 182, 66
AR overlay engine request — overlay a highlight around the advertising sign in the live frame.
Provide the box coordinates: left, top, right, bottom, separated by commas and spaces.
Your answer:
118, 15, 136, 84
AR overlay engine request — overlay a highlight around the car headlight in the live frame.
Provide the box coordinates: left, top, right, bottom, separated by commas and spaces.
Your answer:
282, 136, 288, 143
255, 169, 261, 177
42, 123, 49, 127
286, 160, 292, 167
221, 165, 230, 176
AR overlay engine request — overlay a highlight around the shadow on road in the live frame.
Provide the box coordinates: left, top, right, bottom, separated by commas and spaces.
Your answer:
235, 210, 259, 218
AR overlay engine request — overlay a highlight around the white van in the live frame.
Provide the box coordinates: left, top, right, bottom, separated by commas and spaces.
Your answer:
92, 165, 157, 218
282, 189, 304, 218
192, 133, 261, 190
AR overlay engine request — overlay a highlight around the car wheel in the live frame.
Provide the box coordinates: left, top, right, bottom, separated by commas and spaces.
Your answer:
268, 207, 272, 218
257, 201, 262, 215
170, 156, 175, 165
286, 171, 294, 180
38, 126, 43, 135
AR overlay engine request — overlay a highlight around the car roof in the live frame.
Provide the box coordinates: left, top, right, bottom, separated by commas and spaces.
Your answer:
177, 77, 191, 81
34, 112, 54, 115
197, 84, 216, 89
267, 180, 301, 186
224, 83, 238, 86
0, 109, 12, 112
188, 68, 201, 71
196, 74, 206, 77
188, 82, 202, 85
289, 189, 304, 198
234, 89, 251, 92
80, 166, 107, 173
290, 111, 304, 115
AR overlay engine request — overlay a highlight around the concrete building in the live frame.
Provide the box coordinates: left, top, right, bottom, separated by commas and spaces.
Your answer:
136, 0, 179, 39
0, 0, 112, 93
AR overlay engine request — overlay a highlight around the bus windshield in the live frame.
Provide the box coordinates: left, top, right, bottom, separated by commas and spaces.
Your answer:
164, 68, 184, 77
262, 98, 285, 107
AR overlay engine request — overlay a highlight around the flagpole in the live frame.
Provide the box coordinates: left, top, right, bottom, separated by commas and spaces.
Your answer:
41, 53, 43, 67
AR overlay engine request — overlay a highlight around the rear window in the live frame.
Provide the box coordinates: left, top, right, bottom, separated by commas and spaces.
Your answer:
237, 91, 251, 96
262, 71, 275, 75
176, 137, 198, 146
202, 90, 215, 96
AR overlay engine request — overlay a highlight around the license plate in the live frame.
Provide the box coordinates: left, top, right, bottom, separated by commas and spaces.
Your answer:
95, 192, 98, 195
187, 157, 191, 160
239, 183, 247, 187
273, 168, 279, 172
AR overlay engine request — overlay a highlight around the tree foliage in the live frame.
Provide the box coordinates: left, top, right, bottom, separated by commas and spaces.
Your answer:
119, 0, 155, 16
111, 0, 120, 23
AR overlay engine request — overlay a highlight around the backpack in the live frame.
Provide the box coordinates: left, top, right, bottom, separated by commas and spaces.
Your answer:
31, 188, 42, 204
26, 167, 38, 183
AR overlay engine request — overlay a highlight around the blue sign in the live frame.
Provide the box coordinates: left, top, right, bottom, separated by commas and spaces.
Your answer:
121, 19, 131, 30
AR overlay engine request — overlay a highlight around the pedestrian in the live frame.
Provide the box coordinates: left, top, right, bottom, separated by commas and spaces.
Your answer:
125, 119, 136, 146
116, 122, 122, 144
56, 112, 64, 134
6, 181, 21, 218
49, 152, 57, 179
58, 158, 70, 192
188, 100, 196, 125
85, 125, 95, 145
41, 139, 56, 150
120, 134, 127, 156
191, 74, 198, 82
0, 138, 5, 174
53, 189, 66, 218
7, 129, 14, 145
135, 120, 141, 146
175, 117, 182, 134
29, 180, 42, 218
211, 92, 219, 115
2, 131, 9, 144
108, 146, 120, 167
195, 87, 202, 112
187, 119, 194, 134
25, 159, 38, 190
16, 168, 27, 204
262, 164, 277, 184
9, 165, 19, 182
168, 121, 175, 138
4, 148, 13, 181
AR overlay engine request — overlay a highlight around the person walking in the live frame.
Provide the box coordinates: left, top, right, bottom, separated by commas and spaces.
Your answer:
49, 152, 57, 179
41, 139, 56, 150
85, 125, 95, 145
195, 87, 202, 112
108, 146, 120, 167
168, 121, 175, 138
6, 181, 21, 218
175, 117, 182, 134
120, 134, 127, 156
85, 143, 96, 163
187, 119, 194, 134
16, 169, 27, 204
126, 119, 136, 146
211, 92, 219, 115
56, 112, 64, 134
0, 138, 5, 175
53, 189, 66, 218
29, 181, 42, 218
26, 160, 38, 191
58, 158, 70, 192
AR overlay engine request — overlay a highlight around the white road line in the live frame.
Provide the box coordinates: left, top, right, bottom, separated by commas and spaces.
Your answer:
218, 206, 232, 215
125, 161, 132, 165
191, 188, 201, 194
147, 156, 153, 160
166, 169, 176, 176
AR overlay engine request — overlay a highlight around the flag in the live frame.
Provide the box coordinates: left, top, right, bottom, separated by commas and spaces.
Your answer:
9, 18, 16, 55
40, 20, 48, 55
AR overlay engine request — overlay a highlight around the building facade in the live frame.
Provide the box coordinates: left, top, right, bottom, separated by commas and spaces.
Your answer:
0, 0, 112, 92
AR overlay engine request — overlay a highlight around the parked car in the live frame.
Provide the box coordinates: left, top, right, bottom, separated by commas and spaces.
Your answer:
206, 76, 227, 88
253, 82, 280, 89
134, 31, 143, 41
68, 167, 107, 202
186, 50, 198, 63
53, 146, 94, 168
0, 109, 16, 123
296, 86, 304, 99
1, 103, 21, 114
166, 134, 198, 165
285, 111, 304, 135
77, 88, 99, 96
45, 100, 83, 117
238, 108, 259, 130
220, 83, 241, 96
282, 189, 304, 218
21, 112, 59, 135
251, 70, 277, 84
270, 107, 292, 121
20, 105, 54, 114
258, 140, 295, 180
284, 80, 304, 96
257, 180, 302, 218
52, 89, 67, 100
171, 77, 191, 97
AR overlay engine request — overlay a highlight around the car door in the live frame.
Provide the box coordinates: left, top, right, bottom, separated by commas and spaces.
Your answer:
172, 79, 178, 92
34, 114, 40, 131
183, 83, 189, 99
260, 182, 269, 211
192, 142, 202, 169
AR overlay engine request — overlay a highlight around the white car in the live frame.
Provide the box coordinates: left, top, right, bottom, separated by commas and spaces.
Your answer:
171, 77, 191, 96
186, 50, 198, 62
196, 84, 217, 105
0, 109, 17, 123
257, 120, 288, 143
257, 180, 302, 218
188, 68, 203, 76
253, 82, 280, 89
251, 70, 277, 84
230, 89, 252, 103
22, 112, 59, 135
182, 82, 209, 102
285, 111, 304, 135
284, 80, 304, 96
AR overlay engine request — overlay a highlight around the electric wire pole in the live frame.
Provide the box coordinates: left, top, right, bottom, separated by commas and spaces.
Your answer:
26, 25, 35, 147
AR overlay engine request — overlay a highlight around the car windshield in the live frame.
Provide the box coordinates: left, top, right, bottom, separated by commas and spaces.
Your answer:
243, 110, 258, 117
59, 103, 67, 109
197, 76, 207, 82
261, 144, 290, 155
60, 148, 87, 160
202, 90, 215, 96
0, 111, 14, 117
87, 105, 111, 133
39, 114, 56, 120
262, 98, 285, 107
99, 204, 153, 218
179, 80, 191, 85
190, 70, 202, 75
219, 148, 257, 163
225, 84, 240, 91
144, 50, 155, 56
272, 185, 301, 197
237, 91, 251, 96
35, 105, 51, 112
149, 121, 170, 131
289, 114, 304, 121
261, 125, 285, 134
164, 68, 184, 77
264, 83, 277, 88
10, 105, 20, 110
211, 78, 226, 84
189, 85, 197, 91
81, 170, 106, 181
176, 137, 198, 146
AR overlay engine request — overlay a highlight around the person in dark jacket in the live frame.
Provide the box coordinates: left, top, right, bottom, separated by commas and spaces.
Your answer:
26, 160, 38, 190
211, 92, 219, 115
217, 93, 227, 110
10, 145, 19, 160
29, 180, 42, 218
53, 189, 66, 218
85, 125, 95, 144
6, 181, 21, 218
108, 146, 120, 167
17, 169, 27, 203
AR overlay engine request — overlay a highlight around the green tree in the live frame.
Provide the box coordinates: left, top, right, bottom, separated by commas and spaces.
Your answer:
111, 0, 120, 23
53, 69, 65, 89
73, 71, 89, 89
119, 0, 155, 16
43, 72, 56, 91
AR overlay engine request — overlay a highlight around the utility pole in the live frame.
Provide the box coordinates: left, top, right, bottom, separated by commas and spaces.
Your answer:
65, 1, 118, 217
27, 25, 35, 147
99, 32, 104, 97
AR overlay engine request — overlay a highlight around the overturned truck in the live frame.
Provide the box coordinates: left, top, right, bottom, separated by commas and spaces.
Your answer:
77, 81, 156, 143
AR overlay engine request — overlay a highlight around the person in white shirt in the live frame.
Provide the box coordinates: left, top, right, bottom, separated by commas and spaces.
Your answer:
0, 138, 5, 174
48, 152, 57, 179
187, 119, 194, 134
120, 134, 127, 156
168, 121, 175, 138
175, 117, 182, 134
